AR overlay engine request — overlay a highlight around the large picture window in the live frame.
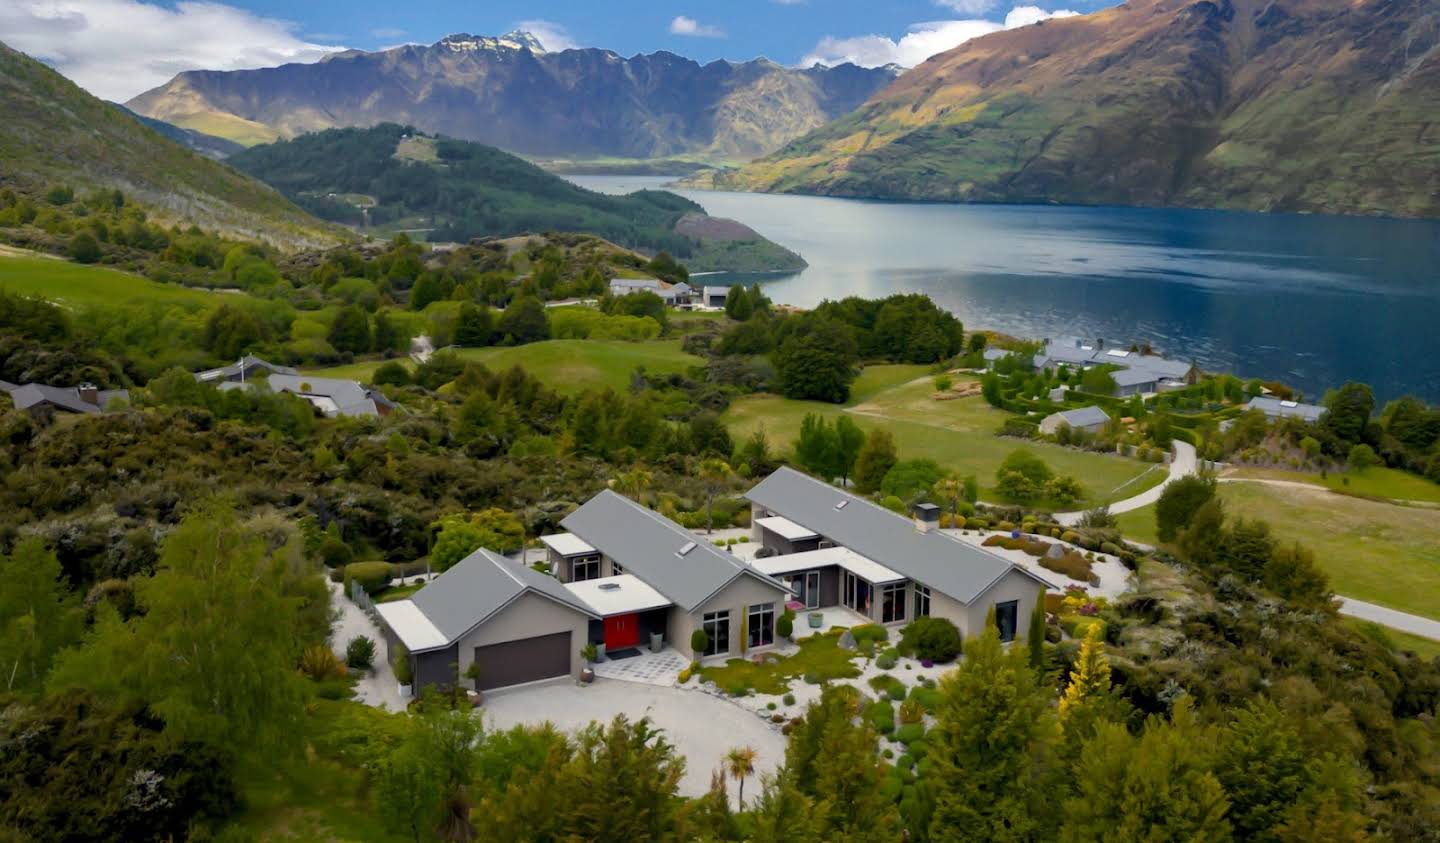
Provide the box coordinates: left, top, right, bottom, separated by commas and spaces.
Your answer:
571, 555, 601, 582
702, 611, 730, 656
748, 602, 775, 649
881, 582, 907, 624
914, 585, 931, 619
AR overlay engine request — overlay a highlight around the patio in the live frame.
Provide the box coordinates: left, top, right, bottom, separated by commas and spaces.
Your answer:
789, 604, 875, 639
592, 646, 689, 687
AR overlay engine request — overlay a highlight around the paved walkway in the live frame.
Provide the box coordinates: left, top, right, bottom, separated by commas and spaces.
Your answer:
327, 580, 405, 711
1339, 597, 1440, 641
1055, 441, 1198, 525
592, 648, 689, 686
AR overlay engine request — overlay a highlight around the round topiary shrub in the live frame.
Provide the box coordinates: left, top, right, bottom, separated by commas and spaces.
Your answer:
776, 614, 794, 639
876, 653, 898, 670
691, 628, 710, 655
899, 616, 963, 663
783, 693, 796, 706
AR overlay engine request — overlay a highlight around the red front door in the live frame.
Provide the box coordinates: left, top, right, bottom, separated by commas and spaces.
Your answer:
604, 613, 641, 650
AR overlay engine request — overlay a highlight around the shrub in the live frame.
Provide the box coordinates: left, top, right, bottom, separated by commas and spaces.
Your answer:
851, 624, 890, 645
767, 701, 777, 710
1099, 541, 1122, 556
690, 628, 710, 655
1061, 615, 1107, 640
1040, 550, 1099, 586
1060, 530, 1081, 545
898, 616, 963, 663
771, 714, 785, 723
804, 671, 822, 685
888, 684, 907, 701
967, 518, 989, 530
300, 645, 345, 681
866, 700, 896, 734
895, 723, 925, 744
883, 748, 895, 760
343, 561, 394, 595
776, 614, 794, 639
678, 664, 695, 684
876, 652, 898, 670
996, 520, 1016, 532
783, 693, 796, 706
869, 673, 905, 697
899, 698, 925, 724
896, 753, 915, 770
320, 534, 355, 568
345, 635, 376, 670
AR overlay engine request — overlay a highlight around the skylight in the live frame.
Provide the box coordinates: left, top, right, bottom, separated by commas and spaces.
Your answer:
835, 500, 849, 511
1280, 400, 1298, 408
599, 582, 621, 591
676, 541, 697, 557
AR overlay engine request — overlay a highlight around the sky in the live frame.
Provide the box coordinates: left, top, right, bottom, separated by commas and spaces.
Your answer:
1, 0, 1110, 102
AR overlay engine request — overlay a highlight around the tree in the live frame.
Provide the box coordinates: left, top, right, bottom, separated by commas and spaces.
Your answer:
611, 467, 654, 507
1, 539, 80, 692
430, 509, 526, 570
933, 476, 963, 522
328, 305, 372, 354
1027, 597, 1047, 673
372, 360, 411, 386
786, 687, 899, 841
1263, 542, 1333, 609
696, 458, 733, 534
833, 416, 866, 486
981, 371, 1003, 407
1080, 367, 1118, 395
1215, 699, 1311, 842
47, 500, 308, 762
773, 316, 857, 403
928, 623, 1059, 842
454, 303, 495, 347
748, 771, 818, 841
725, 284, 754, 321
373, 309, 402, 352
724, 745, 757, 808
853, 430, 898, 494
203, 304, 268, 360
1347, 443, 1378, 472
1060, 625, 1111, 718
881, 458, 944, 500
1155, 473, 1217, 542
497, 295, 550, 345
378, 693, 485, 842
1322, 382, 1375, 445
68, 231, 101, 263
794, 413, 840, 479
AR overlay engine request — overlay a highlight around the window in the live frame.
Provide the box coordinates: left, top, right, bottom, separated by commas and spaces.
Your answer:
571, 555, 600, 582
914, 585, 931, 619
702, 611, 730, 657
611, 561, 625, 575
748, 603, 776, 649
994, 600, 1019, 643
881, 582, 907, 624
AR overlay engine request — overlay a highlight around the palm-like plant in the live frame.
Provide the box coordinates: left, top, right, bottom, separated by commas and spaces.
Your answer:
933, 476, 962, 524
696, 458, 733, 534
611, 468, 655, 508
724, 745, 758, 808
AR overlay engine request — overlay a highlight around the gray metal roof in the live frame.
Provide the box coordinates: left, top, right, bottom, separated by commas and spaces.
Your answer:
266, 374, 390, 417
3, 383, 128, 414
1111, 368, 1159, 387
1048, 406, 1111, 428
193, 355, 298, 382
1247, 396, 1325, 422
745, 468, 1054, 604
409, 547, 598, 650
561, 490, 787, 612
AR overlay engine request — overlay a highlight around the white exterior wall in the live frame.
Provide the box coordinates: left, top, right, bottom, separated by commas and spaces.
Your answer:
963, 568, 1045, 643
453, 592, 592, 681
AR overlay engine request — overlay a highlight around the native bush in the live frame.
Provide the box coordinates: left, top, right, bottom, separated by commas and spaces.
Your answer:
898, 616, 963, 662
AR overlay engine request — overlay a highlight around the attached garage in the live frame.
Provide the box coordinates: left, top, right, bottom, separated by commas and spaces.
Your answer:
472, 631, 572, 690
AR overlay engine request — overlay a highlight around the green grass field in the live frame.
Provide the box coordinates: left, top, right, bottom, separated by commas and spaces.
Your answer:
1345, 619, 1440, 661
724, 368, 1157, 509
0, 252, 217, 307
1117, 482, 1440, 621
1224, 466, 1440, 504
308, 339, 703, 394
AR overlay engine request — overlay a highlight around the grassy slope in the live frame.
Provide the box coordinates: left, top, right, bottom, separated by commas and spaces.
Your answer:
0, 42, 343, 250
0, 252, 218, 307
723, 369, 1156, 509
1224, 466, 1440, 505
308, 339, 702, 395
1117, 483, 1440, 621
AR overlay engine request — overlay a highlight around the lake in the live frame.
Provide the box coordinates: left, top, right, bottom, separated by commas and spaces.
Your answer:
568, 175, 1440, 403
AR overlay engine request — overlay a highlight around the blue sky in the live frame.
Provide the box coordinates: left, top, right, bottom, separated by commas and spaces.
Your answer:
3, 0, 1111, 101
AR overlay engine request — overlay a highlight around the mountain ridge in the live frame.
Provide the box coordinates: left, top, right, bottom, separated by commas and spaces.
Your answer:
126, 32, 899, 160
701, 0, 1440, 219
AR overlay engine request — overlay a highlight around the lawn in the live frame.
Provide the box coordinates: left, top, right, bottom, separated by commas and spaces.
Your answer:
309, 338, 703, 393
1345, 619, 1440, 661
1224, 466, 1440, 505
1117, 483, 1440, 621
699, 629, 862, 695
723, 369, 1156, 509
0, 251, 217, 308
375, 581, 425, 603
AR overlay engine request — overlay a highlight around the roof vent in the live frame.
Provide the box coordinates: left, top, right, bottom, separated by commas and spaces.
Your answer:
676, 541, 697, 557
834, 500, 849, 511
598, 582, 621, 591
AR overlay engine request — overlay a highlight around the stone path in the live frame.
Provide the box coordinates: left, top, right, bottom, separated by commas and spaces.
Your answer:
327, 579, 405, 712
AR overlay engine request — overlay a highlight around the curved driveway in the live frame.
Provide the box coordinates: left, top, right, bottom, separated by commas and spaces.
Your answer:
1055, 441, 1198, 526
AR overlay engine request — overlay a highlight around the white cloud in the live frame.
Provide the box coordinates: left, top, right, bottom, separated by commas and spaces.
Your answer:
514, 19, 579, 52
0, 0, 345, 102
935, 0, 997, 14
370, 27, 406, 39
669, 16, 725, 38
802, 6, 1079, 68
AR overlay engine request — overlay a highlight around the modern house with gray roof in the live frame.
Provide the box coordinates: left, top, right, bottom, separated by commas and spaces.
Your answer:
193, 355, 298, 384
608, 278, 693, 307
261, 374, 396, 418
376, 547, 601, 692
745, 468, 1054, 643
1039, 405, 1112, 435
1032, 338, 1200, 396
1, 381, 129, 416
1247, 396, 1326, 423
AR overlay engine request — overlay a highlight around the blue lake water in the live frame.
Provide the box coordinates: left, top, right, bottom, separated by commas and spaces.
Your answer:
567, 175, 1440, 403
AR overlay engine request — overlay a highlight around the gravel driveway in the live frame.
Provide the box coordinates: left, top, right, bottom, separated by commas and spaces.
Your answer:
481, 680, 786, 804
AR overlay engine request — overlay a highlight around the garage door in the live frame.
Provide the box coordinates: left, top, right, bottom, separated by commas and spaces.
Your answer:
472, 631, 571, 690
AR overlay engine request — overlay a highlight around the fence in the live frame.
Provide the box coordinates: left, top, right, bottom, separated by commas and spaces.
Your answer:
349, 579, 382, 628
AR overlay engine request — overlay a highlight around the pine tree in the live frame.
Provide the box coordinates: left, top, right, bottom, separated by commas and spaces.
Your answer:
1059, 624, 1110, 718
854, 430, 898, 494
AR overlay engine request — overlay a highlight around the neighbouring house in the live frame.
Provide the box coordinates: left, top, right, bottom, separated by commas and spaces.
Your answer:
254, 374, 396, 418
746, 467, 1054, 643
1247, 396, 1326, 423
701, 286, 730, 309
376, 548, 600, 692
193, 355, 298, 384
608, 278, 693, 307
1032, 338, 1199, 396
982, 348, 1010, 367
1039, 405, 1112, 436
0, 381, 129, 416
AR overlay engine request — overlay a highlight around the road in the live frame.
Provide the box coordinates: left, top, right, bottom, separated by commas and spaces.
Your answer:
1338, 598, 1440, 640
1054, 441, 1198, 525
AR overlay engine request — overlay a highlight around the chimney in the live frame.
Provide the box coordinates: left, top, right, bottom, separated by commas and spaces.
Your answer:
77, 383, 99, 406
912, 503, 940, 533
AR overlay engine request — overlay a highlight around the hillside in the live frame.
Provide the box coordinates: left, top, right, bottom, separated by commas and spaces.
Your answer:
0, 42, 345, 249
229, 125, 805, 271
126, 31, 897, 160
706, 0, 1440, 219
117, 106, 245, 159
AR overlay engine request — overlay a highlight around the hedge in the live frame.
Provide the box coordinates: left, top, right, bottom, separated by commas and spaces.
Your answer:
344, 561, 394, 595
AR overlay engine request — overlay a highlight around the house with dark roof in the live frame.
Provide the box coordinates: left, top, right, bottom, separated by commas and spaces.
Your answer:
1, 381, 129, 416
745, 468, 1054, 643
193, 355, 298, 384
1039, 405, 1111, 435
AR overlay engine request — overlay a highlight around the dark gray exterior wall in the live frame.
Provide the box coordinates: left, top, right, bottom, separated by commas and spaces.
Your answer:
413, 643, 459, 692
757, 524, 821, 556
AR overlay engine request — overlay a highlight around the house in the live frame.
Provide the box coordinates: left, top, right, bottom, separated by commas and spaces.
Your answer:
746, 468, 1054, 643
608, 278, 693, 307
1247, 396, 1325, 423
701, 286, 731, 309
1039, 405, 1111, 435
1032, 339, 1200, 396
1, 381, 129, 416
260, 374, 396, 418
375, 548, 601, 692
193, 355, 298, 384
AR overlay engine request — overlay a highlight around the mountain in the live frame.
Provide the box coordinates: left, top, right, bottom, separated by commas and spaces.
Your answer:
126, 31, 898, 160
0, 41, 345, 249
228, 124, 805, 272
117, 107, 245, 159
703, 0, 1440, 219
